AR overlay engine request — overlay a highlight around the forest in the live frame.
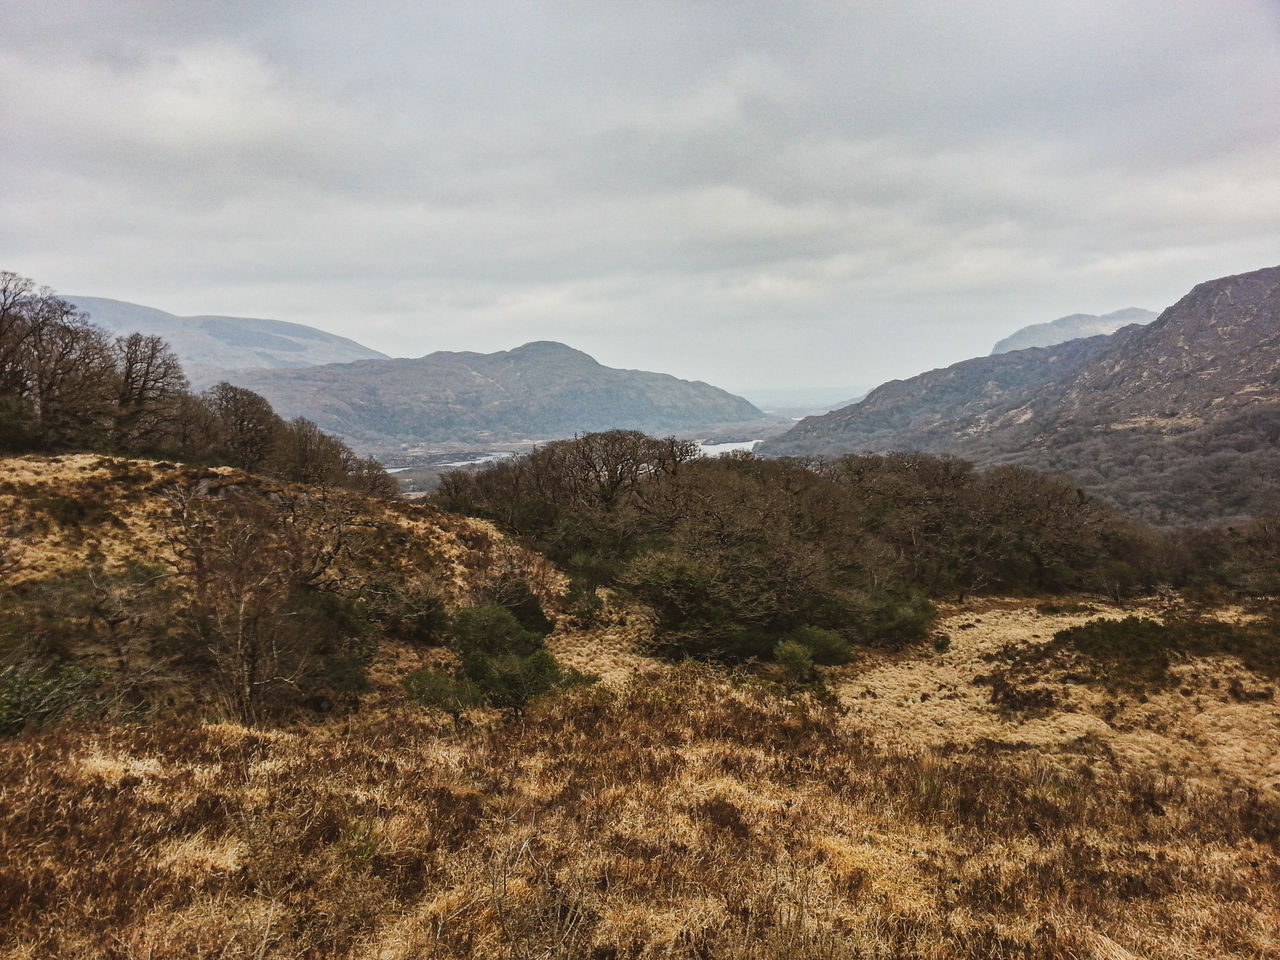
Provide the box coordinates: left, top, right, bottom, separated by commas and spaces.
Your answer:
437, 430, 1280, 665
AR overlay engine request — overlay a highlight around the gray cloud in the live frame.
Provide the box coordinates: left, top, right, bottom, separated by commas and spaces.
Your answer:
3, 0, 1279, 393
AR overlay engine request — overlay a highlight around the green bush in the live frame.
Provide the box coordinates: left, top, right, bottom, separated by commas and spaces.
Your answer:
860, 591, 936, 650
784, 626, 853, 666
464, 649, 564, 711
449, 604, 544, 661
291, 588, 378, 708
323, 655, 373, 695
0, 662, 103, 735
773, 640, 815, 682
446, 604, 596, 712
483, 577, 554, 637
364, 580, 449, 645
402, 668, 485, 717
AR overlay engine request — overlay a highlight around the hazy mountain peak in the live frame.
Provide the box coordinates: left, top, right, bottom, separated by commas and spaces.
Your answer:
992, 307, 1156, 354
68, 296, 388, 387
504, 340, 601, 364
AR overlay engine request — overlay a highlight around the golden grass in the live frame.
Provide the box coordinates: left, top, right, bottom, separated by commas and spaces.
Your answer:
3, 455, 1279, 958
0, 454, 560, 607
838, 601, 1280, 793
2, 662, 1277, 959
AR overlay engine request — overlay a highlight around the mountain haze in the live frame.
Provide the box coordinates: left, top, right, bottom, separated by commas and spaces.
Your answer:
69, 296, 389, 386
226, 341, 770, 451
992, 307, 1156, 353
760, 265, 1280, 523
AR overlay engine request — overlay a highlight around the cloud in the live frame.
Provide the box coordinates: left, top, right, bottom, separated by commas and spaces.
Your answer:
2, 0, 1279, 391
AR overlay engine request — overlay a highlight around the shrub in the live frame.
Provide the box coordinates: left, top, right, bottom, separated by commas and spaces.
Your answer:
449, 604, 544, 662
464, 649, 565, 711
773, 640, 815, 682
784, 626, 853, 666
0, 662, 103, 735
402, 668, 485, 717
482, 577, 554, 637
446, 604, 596, 712
565, 577, 605, 625
859, 591, 936, 650
364, 580, 450, 645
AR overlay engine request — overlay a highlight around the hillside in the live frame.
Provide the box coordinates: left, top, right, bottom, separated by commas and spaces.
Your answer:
759, 332, 1128, 458
992, 307, 1156, 353
225, 340, 772, 451
760, 265, 1280, 524
68, 296, 389, 387
2, 454, 1277, 959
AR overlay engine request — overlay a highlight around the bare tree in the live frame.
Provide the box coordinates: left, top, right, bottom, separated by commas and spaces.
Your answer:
162, 483, 370, 723
111, 333, 189, 451
203, 382, 282, 471
270, 416, 353, 489
24, 301, 117, 448
0, 273, 118, 449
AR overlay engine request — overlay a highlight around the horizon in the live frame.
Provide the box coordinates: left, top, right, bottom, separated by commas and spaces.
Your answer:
4, 2, 1279, 393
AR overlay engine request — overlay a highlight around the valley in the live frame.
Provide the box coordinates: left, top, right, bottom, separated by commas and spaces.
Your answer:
3, 263, 1278, 959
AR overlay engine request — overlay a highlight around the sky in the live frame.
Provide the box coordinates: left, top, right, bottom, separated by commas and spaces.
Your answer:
3, 1, 1279, 396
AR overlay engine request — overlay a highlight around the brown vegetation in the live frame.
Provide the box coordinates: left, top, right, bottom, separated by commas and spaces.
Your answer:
3, 436, 1278, 956
1, 653, 1276, 959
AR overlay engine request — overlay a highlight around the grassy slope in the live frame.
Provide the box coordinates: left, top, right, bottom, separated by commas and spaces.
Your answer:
1, 457, 1277, 959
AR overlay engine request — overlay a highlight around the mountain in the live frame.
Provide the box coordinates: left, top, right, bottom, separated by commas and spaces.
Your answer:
759, 333, 1128, 458
760, 265, 1280, 523
992, 307, 1156, 353
225, 340, 770, 451
68, 296, 388, 386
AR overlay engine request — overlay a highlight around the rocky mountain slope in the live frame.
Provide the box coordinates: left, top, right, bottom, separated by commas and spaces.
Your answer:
225, 340, 770, 451
69, 296, 388, 386
992, 307, 1155, 353
760, 332, 1128, 457
760, 265, 1280, 523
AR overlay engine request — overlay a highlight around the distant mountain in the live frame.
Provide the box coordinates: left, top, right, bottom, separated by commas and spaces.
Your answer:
225, 341, 770, 451
68, 296, 388, 386
760, 333, 1127, 458
760, 265, 1280, 524
992, 308, 1156, 354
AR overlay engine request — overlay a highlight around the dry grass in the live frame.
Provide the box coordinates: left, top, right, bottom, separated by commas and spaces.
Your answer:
3, 455, 1279, 958
835, 600, 1280, 792
2, 664, 1277, 959
0, 454, 560, 607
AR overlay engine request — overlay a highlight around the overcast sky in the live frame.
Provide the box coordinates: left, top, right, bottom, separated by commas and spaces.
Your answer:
3, 1, 1279, 394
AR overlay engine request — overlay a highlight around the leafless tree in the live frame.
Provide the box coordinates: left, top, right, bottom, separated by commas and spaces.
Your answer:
162, 483, 365, 723
203, 382, 282, 471
0, 272, 117, 449
111, 332, 189, 451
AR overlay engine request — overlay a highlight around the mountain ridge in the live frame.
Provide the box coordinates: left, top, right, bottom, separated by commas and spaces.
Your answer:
759, 264, 1280, 523
68, 296, 389, 386
225, 340, 772, 451
992, 307, 1156, 354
